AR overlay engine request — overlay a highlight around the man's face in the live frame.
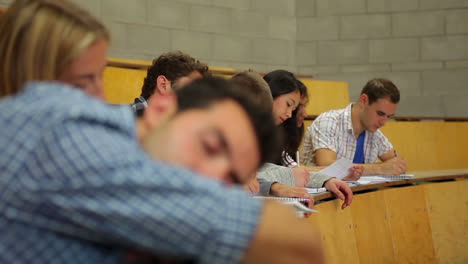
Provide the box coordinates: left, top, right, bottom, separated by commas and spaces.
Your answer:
361, 97, 397, 132
143, 99, 260, 185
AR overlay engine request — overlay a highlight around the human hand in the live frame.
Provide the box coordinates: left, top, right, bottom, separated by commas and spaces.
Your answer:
323, 178, 353, 209
381, 157, 407, 175
243, 177, 260, 195
342, 164, 364, 180
270, 183, 315, 218
291, 167, 311, 187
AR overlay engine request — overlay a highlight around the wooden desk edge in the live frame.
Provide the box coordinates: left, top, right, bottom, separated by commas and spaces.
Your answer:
312, 170, 468, 203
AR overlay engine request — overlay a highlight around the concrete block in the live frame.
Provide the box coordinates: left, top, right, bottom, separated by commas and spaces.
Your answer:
265, 64, 298, 74
396, 95, 445, 117
297, 17, 339, 41
102, 0, 146, 24
318, 40, 368, 65
213, 35, 252, 62
296, 0, 316, 17
268, 16, 296, 40
171, 30, 213, 60
252, 38, 291, 65
298, 65, 340, 75
229, 62, 269, 73
108, 50, 154, 61
367, 0, 418, 12
422, 69, 468, 96
392, 11, 445, 37
392, 62, 443, 71
147, 0, 190, 29
447, 10, 468, 34
101, 20, 127, 50
422, 36, 468, 61
190, 6, 230, 33
70, 0, 100, 16
420, 0, 468, 9
370, 38, 420, 63
251, 0, 295, 17
316, 0, 366, 16
341, 64, 391, 73
341, 14, 391, 39
296, 42, 317, 66
126, 24, 171, 55
316, 71, 421, 100
175, 0, 211, 5
231, 11, 269, 38
445, 60, 468, 69
212, 0, 250, 10
443, 94, 468, 117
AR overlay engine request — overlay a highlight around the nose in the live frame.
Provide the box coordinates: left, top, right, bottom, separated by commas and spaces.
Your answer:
200, 158, 233, 184
380, 116, 389, 126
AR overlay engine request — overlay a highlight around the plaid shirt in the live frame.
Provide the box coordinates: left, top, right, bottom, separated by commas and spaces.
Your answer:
301, 103, 393, 165
0, 83, 261, 264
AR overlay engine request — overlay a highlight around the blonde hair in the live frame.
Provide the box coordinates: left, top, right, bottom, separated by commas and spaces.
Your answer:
230, 70, 273, 113
0, 0, 110, 97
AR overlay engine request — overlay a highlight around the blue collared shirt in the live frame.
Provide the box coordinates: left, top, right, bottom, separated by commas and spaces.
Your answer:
0, 82, 262, 264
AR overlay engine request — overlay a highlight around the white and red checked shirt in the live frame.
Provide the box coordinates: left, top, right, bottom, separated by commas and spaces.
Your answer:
300, 103, 393, 166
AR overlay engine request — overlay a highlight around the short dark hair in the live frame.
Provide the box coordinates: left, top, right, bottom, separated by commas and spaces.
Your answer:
230, 70, 273, 113
175, 77, 283, 165
361, 78, 400, 105
263, 70, 299, 99
140, 51, 209, 99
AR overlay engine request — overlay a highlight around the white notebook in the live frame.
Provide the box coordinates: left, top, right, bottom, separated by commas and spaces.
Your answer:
358, 174, 414, 184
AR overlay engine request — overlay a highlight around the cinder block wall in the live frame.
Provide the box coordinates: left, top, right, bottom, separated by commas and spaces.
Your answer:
297, 0, 468, 117
2, 0, 467, 117
72, 0, 297, 74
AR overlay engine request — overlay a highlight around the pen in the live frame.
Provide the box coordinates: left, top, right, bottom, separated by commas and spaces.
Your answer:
296, 151, 300, 166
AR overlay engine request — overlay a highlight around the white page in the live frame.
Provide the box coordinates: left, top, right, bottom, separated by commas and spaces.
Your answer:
319, 158, 354, 179
306, 187, 327, 194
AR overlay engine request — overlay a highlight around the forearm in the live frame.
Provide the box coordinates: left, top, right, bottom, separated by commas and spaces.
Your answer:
307, 172, 334, 188
362, 163, 385, 175
241, 201, 325, 264
257, 163, 295, 187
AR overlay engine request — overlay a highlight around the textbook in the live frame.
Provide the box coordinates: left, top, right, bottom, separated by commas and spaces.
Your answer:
253, 196, 319, 215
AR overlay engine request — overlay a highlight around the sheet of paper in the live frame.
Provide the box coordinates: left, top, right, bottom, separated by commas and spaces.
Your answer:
319, 158, 354, 179
306, 187, 327, 194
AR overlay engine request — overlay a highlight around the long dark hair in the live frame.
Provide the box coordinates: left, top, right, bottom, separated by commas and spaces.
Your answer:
281, 79, 309, 163
263, 70, 300, 100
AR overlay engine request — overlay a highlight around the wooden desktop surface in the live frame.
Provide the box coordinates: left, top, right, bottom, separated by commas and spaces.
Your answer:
307, 168, 468, 202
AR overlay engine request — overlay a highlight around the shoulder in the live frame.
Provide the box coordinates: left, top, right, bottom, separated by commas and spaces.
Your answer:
315, 108, 344, 123
11, 82, 135, 131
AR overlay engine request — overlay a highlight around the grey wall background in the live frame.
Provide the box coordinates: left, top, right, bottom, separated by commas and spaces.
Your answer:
1, 0, 467, 117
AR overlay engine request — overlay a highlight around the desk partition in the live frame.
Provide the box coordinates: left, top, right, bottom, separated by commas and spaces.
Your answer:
308, 169, 468, 264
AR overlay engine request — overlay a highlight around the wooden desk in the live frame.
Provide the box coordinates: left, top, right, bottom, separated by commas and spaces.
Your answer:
309, 169, 468, 264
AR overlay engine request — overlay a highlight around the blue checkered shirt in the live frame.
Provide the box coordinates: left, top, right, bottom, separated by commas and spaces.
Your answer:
0, 83, 262, 264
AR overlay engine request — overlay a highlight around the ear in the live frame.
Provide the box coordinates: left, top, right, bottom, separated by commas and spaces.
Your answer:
359, 93, 369, 105
142, 93, 177, 131
156, 75, 171, 95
